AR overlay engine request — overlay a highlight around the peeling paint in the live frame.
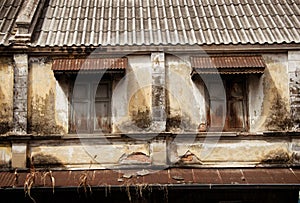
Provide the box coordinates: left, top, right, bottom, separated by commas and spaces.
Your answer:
172, 140, 291, 165
119, 152, 151, 164
177, 150, 202, 165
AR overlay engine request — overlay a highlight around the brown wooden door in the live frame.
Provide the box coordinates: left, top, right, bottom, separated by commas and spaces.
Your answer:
71, 81, 111, 133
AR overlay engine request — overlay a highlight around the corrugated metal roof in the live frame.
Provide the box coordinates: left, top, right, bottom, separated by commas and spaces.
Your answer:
191, 55, 266, 74
31, 0, 300, 47
1, 168, 300, 189
52, 58, 127, 71
0, 0, 24, 45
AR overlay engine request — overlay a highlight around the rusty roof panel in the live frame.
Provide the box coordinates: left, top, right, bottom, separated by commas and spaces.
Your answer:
192, 169, 223, 184
52, 58, 128, 71
30, 0, 300, 47
265, 168, 300, 184
191, 55, 266, 68
169, 168, 194, 184
0, 172, 14, 188
191, 55, 266, 74
1, 168, 300, 189
143, 169, 171, 185
239, 169, 271, 184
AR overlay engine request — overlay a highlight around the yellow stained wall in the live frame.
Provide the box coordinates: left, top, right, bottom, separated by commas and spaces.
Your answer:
28, 59, 67, 135
0, 57, 13, 134
112, 55, 152, 133
261, 54, 291, 131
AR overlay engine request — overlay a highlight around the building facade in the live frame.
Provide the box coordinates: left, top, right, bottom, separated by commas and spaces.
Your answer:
0, 0, 300, 202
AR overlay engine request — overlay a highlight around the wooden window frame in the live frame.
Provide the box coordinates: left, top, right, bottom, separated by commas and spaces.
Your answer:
206, 75, 249, 132
69, 74, 112, 134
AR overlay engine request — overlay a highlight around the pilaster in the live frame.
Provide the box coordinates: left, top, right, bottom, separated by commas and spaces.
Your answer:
151, 52, 166, 132
13, 54, 28, 134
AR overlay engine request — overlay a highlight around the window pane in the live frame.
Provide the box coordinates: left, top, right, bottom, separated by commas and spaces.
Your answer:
72, 102, 90, 132
95, 83, 109, 98
94, 101, 110, 132
210, 100, 226, 129
73, 84, 89, 99
208, 82, 226, 99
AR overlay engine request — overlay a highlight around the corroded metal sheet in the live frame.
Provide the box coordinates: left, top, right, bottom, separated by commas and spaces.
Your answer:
52, 58, 127, 71
2, 168, 300, 189
191, 55, 266, 74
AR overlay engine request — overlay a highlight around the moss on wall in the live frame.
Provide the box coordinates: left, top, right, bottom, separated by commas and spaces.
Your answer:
128, 87, 152, 130
131, 108, 152, 129
166, 113, 194, 132
265, 93, 294, 131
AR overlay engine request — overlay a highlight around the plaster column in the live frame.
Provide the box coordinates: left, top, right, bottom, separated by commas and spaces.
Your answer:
151, 52, 166, 132
13, 54, 28, 134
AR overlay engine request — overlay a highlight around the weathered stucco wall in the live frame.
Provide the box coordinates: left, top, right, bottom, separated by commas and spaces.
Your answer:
0, 58, 13, 134
28, 58, 67, 135
248, 54, 292, 132
169, 138, 292, 166
113, 55, 152, 133
166, 55, 205, 132
261, 54, 291, 131
30, 141, 151, 168
25, 136, 300, 169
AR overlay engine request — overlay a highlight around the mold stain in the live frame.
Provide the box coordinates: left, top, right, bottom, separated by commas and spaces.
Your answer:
265, 93, 293, 131
131, 108, 152, 129
166, 113, 195, 132
28, 90, 65, 135
260, 149, 291, 164
30, 153, 65, 168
